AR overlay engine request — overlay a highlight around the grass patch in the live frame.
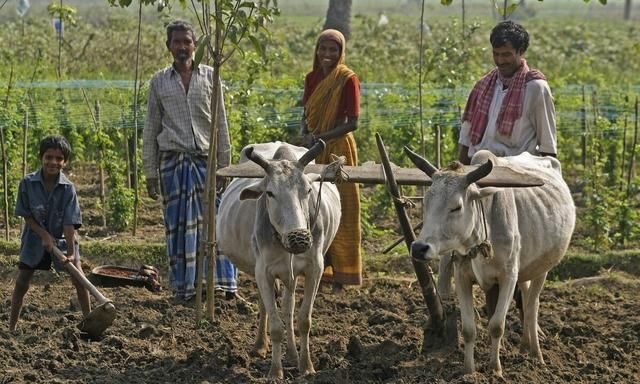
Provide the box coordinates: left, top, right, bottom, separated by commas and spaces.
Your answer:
0, 240, 166, 269
549, 249, 640, 281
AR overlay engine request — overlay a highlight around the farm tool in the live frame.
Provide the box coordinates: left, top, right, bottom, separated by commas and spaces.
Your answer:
51, 245, 116, 339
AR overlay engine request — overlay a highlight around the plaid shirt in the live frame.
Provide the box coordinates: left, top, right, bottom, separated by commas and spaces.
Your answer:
143, 64, 231, 179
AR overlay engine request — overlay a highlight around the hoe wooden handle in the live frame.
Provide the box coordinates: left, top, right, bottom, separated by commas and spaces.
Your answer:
51, 245, 111, 305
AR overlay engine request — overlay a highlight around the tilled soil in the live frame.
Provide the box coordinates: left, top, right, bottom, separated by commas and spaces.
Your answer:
1, 265, 638, 384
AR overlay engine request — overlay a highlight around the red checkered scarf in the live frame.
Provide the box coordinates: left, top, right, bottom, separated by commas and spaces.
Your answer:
463, 60, 546, 145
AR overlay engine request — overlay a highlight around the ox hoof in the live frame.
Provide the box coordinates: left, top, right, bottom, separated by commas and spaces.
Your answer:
252, 345, 269, 359
268, 368, 284, 380
300, 367, 316, 376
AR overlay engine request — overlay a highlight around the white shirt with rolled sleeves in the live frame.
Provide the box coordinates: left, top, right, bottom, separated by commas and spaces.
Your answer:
142, 64, 231, 180
459, 78, 557, 159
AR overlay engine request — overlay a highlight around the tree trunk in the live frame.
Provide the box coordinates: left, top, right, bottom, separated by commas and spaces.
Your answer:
323, 0, 352, 40
624, 0, 632, 20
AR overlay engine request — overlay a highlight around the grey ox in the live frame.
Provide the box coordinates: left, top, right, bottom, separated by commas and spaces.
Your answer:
405, 148, 575, 377
217, 141, 341, 379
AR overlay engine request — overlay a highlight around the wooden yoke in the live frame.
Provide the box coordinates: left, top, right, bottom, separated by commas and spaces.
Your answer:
218, 156, 544, 188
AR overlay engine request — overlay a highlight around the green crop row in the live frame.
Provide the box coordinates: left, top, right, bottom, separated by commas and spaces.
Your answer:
0, 11, 638, 250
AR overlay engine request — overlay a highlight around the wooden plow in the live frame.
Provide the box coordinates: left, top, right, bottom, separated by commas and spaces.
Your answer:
217, 136, 544, 352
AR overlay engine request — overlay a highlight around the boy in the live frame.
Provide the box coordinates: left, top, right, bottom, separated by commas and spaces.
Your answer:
9, 135, 91, 331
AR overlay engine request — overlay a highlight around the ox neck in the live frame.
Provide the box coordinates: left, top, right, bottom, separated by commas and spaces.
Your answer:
464, 199, 490, 252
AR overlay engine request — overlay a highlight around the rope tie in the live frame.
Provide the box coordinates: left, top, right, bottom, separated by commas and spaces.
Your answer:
392, 195, 415, 209
326, 154, 348, 183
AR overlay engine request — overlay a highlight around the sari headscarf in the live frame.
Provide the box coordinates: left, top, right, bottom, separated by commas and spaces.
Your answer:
304, 29, 356, 136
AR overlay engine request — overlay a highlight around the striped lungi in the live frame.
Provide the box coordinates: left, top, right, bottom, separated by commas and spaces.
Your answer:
159, 152, 238, 300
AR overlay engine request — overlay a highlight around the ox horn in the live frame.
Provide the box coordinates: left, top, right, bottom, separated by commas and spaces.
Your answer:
404, 146, 438, 178
298, 139, 326, 168
466, 160, 493, 185
245, 146, 271, 171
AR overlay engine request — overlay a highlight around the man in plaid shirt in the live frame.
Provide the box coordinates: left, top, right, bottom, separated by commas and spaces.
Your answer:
143, 20, 238, 302
458, 20, 557, 165
454, 20, 558, 327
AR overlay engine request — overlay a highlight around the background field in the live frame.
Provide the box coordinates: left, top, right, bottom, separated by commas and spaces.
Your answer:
0, 2, 639, 382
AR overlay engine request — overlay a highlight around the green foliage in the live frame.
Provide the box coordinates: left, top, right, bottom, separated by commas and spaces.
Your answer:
105, 161, 134, 231
0, 7, 637, 249
47, 3, 77, 25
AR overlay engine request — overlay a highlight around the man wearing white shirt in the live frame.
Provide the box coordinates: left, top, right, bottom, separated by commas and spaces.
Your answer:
458, 20, 556, 165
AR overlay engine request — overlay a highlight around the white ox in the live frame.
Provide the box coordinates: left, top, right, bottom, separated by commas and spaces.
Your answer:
217, 141, 341, 379
405, 148, 575, 376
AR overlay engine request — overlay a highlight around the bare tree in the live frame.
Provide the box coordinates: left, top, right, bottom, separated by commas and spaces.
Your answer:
323, 0, 352, 40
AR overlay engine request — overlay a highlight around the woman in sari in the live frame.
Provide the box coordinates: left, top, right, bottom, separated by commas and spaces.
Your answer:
300, 29, 362, 293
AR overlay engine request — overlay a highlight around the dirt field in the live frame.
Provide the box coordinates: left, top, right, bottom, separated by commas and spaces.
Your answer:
1, 163, 639, 383
1, 260, 639, 383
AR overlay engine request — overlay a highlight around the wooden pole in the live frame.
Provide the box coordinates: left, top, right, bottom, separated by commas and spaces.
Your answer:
382, 221, 423, 254
95, 100, 106, 227
435, 123, 441, 168
22, 106, 28, 178
131, 0, 143, 236
620, 105, 627, 191
375, 133, 454, 352
1, 66, 13, 240
581, 86, 587, 168
627, 97, 638, 200
80, 89, 107, 228
418, 0, 426, 159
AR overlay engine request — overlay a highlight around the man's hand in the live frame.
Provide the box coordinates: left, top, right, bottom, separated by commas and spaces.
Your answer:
300, 133, 316, 149
42, 235, 55, 253
146, 177, 160, 200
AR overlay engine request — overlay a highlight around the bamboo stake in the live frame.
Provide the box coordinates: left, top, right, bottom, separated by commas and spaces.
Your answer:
122, 113, 131, 189
581, 86, 587, 168
627, 97, 638, 200
95, 100, 106, 227
1, 65, 13, 240
620, 100, 627, 192
80, 89, 106, 227
22, 107, 28, 178
131, 0, 143, 236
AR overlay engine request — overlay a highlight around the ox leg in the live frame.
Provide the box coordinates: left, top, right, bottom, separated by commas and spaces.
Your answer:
518, 280, 532, 353
297, 266, 322, 376
484, 284, 499, 318
437, 253, 455, 297
487, 276, 517, 377
454, 263, 476, 374
522, 274, 547, 364
283, 280, 300, 367
255, 269, 285, 379
253, 296, 270, 358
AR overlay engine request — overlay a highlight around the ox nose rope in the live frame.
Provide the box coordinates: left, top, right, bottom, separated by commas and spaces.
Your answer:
309, 155, 347, 233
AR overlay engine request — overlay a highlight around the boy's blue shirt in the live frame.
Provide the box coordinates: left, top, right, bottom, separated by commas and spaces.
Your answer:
15, 169, 82, 267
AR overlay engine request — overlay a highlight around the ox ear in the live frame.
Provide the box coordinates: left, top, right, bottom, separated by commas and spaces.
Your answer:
239, 181, 264, 200
298, 139, 326, 168
239, 187, 262, 200
469, 186, 501, 201
404, 146, 437, 177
